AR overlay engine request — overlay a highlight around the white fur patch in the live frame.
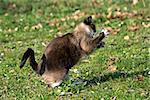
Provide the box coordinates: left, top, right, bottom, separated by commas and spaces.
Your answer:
84, 25, 94, 37
80, 23, 94, 37
101, 29, 109, 36
85, 26, 91, 34
50, 80, 62, 88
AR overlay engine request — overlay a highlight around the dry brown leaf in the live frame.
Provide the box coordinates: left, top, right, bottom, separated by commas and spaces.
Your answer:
73, 10, 85, 16
108, 0, 112, 4
4, 13, 9, 16
140, 91, 146, 97
115, 11, 122, 17
101, 97, 104, 100
136, 75, 144, 81
65, 16, 70, 20
107, 57, 116, 66
107, 11, 113, 19
49, 29, 54, 33
140, 90, 147, 97
128, 25, 139, 31
71, 10, 86, 20
113, 28, 120, 35
61, 17, 66, 21
104, 20, 111, 25
48, 19, 59, 26
143, 23, 150, 28
124, 35, 130, 41
107, 60, 114, 66
24, 26, 29, 31
92, 0, 99, 6
56, 32, 64, 37
133, 0, 138, 5
56, 23, 60, 27
7, 28, 12, 32
58, 26, 65, 31
91, 13, 101, 19
31, 23, 43, 30
91, 14, 96, 19
104, 27, 113, 33
73, 10, 80, 15
73, 15, 80, 20
108, 65, 117, 73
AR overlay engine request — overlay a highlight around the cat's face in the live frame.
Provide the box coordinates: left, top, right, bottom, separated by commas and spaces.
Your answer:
74, 16, 96, 37
83, 16, 96, 32
83, 16, 96, 37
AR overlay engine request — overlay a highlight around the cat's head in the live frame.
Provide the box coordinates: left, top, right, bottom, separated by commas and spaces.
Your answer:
74, 16, 96, 37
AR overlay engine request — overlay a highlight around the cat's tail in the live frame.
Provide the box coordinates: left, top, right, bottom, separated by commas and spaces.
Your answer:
20, 48, 38, 72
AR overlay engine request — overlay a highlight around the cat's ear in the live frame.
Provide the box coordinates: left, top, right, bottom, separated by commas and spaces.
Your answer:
83, 16, 92, 25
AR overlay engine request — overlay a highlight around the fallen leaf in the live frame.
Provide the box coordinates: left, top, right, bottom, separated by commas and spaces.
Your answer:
113, 28, 120, 34
133, 0, 138, 5
91, 14, 97, 19
107, 11, 113, 19
114, 11, 125, 19
108, 0, 112, 4
73, 10, 80, 15
124, 35, 130, 41
4, 13, 8, 16
107, 65, 117, 73
104, 20, 111, 25
92, 0, 99, 5
49, 29, 54, 33
107, 60, 114, 66
104, 27, 113, 33
115, 11, 122, 17
128, 25, 139, 31
107, 57, 116, 66
136, 75, 144, 81
48, 19, 59, 26
56, 32, 64, 37
140, 91, 146, 97
58, 26, 65, 31
31, 23, 43, 30
143, 23, 150, 28
7, 28, 12, 32
72, 10, 86, 20
61, 17, 66, 21
24, 26, 29, 31
101, 97, 104, 100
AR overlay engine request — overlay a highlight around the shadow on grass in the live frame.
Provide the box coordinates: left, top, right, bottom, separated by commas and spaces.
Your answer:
84, 70, 149, 86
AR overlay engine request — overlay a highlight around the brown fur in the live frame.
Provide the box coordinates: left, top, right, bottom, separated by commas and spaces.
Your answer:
20, 16, 106, 86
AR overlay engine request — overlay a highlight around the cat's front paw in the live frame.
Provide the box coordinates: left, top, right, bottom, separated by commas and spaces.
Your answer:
97, 41, 105, 48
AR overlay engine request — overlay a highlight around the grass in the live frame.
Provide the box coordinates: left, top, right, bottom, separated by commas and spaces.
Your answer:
0, 0, 149, 99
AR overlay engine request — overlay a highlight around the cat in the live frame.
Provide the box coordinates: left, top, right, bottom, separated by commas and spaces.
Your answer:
20, 16, 109, 88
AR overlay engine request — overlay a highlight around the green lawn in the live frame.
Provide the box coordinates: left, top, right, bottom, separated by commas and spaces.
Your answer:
0, 0, 149, 99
